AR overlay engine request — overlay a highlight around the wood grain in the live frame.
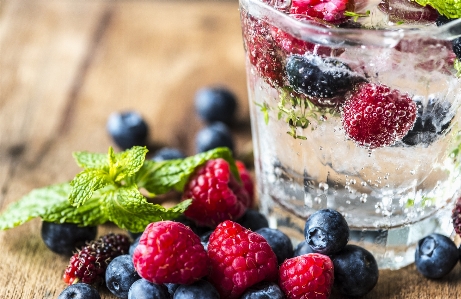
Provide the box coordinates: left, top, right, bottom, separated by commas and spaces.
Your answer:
0, 0, 460, 298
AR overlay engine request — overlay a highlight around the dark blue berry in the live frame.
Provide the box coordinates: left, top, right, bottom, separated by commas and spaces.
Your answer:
174, 215, 210, 236
200, 230, 213, 251
106, 255, 140, 299
293, 240, 314, 257
152, 147, 186, 162
195, 122, 234, 154
41, 221, 97, 256
332, 244, 379, 297
240, 282, 284, 299
415, 233, 458, 279
256, 227, 294, 264
237, 209, 269, 231
129, 235, 141, 256
57, 283, 100, 299
401, 98, 452, 146
195, 86, 238, 125
286, 54, 365, 98
128, 279, 170, 299
173, 279, 219, 299
107, 111, 149, 150
165, 283, 180, 297
304, 208, 349, 255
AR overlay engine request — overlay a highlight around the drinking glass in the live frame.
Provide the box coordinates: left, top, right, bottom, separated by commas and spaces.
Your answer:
239, 0, 461, 269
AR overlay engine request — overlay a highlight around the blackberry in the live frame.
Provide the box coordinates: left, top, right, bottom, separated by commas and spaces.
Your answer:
304, 208, 349, 255
240, 281, 285, 299
452, 197, 461, 237
332, 244, 379, 297
151, 147, 186, 162
236, 209, 269, 231
173, 280, 220, 299
195, 122, 235, 154
128, 279, 170, 299
293, 240, 314, 257
286, 54, 365, 99
256, 227, 294, 264
41, 221, 97, 256
63, 233, 131, 285
195, 86, 238, 125
415, 233, 458, 279
107, 111, 149, 150
57, 283, 100, 299
105, 255, 140, 299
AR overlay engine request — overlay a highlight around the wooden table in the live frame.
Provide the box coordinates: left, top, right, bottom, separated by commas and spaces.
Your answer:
0, 0, 460, 298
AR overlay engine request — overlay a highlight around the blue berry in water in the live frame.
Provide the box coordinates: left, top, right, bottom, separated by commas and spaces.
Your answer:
237, 209, 269, 231
195, 122, 234, 154
240, 281, 284, 299
57, 283, 100, 299
128, 279, 170, 299
41, 221, 97, 256
415, 233, 458, 279
293, 240, 314, 257
107, 111, 149, 150
173, 279, 219, 299
401, 98, 452, 146
195, 86, 238, 125
256, 227, 294, 264
286, 54, 365, 99
129, 236, 141, 256
304, 208, 349, 255
106, 255, 140, 299
152, 147, 186, 162
332, 244, 379, 297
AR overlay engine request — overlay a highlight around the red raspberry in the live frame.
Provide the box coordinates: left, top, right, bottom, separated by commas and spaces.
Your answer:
452, 197, 461, 237
63, 233, 130, 285
341, 83, 417, 149
236, 160, 255, 207
279, 253, 334, 299
182, 158, 250, 227
132, 221, 209, 284
207, 220, 278, 299
291, 0, 349, 23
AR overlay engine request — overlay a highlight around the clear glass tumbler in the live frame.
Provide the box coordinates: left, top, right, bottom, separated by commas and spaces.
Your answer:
239, 0, 461, 269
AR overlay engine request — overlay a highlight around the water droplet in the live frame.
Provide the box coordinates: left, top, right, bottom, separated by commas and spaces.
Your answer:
410, 170, 416, 175
360, 194, 368, 203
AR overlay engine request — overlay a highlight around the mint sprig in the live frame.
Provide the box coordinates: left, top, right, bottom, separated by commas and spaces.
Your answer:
414, 0, 461, 19
0, 146, 237, 232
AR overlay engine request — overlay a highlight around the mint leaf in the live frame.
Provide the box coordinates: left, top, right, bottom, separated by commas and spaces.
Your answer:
108, 146, 148, 182
0, 183, 107, 230
101, 184, 191, 232
69, 169, 110, 207
73, 151, 108, 169
414, 0, 461, 18
137, 147, 239, 195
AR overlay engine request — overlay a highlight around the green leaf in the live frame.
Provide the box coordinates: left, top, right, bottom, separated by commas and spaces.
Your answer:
108, 146, 148, 182
101, 184, 191, 232
414, 0, 461, 18
0, 183, 107, 230
137, 147, 239, 195
69, 169, 110, 207
73, 151, 108, 169
454, 58, 461, 77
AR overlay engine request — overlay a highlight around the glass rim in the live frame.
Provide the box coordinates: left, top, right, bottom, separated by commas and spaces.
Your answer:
240, 0, 461, 48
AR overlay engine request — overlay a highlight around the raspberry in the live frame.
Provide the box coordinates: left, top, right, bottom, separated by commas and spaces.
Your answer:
63, 233, 130, 285
279, 253, 334, 299
452, 197, 461, 237
341, 83, 417, 149
236, 160, 255, 206
181, 158, 250, 227
291, 0, 349, 23
207, 220, 278, 299
132, 221, 209, 284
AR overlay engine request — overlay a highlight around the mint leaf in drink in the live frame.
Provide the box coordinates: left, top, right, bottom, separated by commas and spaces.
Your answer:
414, 0, 461, 18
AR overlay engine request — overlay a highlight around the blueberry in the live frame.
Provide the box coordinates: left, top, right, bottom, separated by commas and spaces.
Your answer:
401, 98, 452, 146
128, 279, 170, 299
195, 122, 234, 154
173, 279, 219, 299
293, 240, 314, 257
152, 147, 186, 162
240, 281, 284, 299
57, 283, 100, 299
195, 86, 238, 125
200, 230, 213, 251
304, 208, 349, 255
237, 209, 269, 231
41, 221, 97, 256
286, 54, 365, 98
256, 227, 294, 264
107, 111, 149, 150
165, 283, 180, 297
129, 235, 141, 256
173, 215, 210, 236
106, 255, 140, 298
415, 233, 458, 279
332, 244, 379, 297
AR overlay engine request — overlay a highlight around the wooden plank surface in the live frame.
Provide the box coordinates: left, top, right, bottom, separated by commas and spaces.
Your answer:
0, 0, 460, 298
